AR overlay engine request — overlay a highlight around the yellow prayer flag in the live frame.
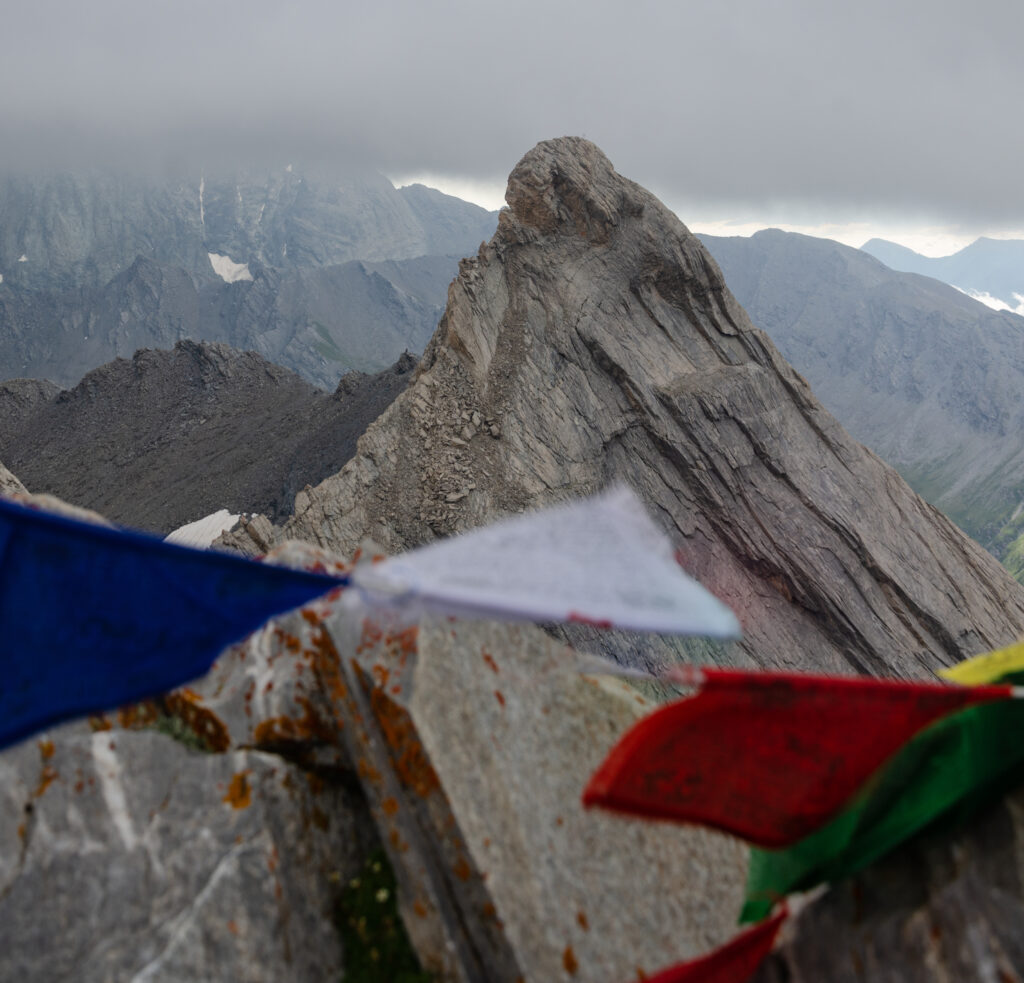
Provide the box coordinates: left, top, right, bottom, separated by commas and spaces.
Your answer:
940, 640, 1024, 686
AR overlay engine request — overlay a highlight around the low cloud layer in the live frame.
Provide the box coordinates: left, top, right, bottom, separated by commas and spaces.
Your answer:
4, 0, 1022, 229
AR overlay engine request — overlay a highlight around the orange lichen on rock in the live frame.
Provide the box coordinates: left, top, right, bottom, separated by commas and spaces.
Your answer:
38, 739, 55, 761
452, 856, 473, 882
116, 701, 160, 730
576, 911, 589, 931
223, 771, 252, 810
272, 624, 304, 654
384, 625, 419, 661
165, 691, 231, 752
88, 714, 113, 732
381, 796, 400, 817
306, 772, 325, 795
252, 696, 335, 746
357, 757, 384, 786
563, 945, 579, 975
355, 618, 384, 654
35, 765, 58, 798
482, 651, 499, 674
307, 623, 348, 707
362, 670, 439, 798
388, 828, 410, 853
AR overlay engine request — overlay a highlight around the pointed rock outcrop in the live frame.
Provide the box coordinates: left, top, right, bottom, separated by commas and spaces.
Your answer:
0, 459, 25, 496
285, 137, 1024, 676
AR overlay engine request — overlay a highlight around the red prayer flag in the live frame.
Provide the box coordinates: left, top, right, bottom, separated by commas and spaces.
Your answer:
583, 668, 1011, 847
641, 907, 787, 983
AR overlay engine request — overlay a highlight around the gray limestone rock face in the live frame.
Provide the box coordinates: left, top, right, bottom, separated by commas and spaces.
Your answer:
284, 137, 1024, 678
0, 725, 374, 983
401, 617, 749, 982
700, 229, 1024, 560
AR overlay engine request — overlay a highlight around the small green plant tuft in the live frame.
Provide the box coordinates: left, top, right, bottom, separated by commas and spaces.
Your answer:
336, 849, 435, 983
151, 711, 216, 753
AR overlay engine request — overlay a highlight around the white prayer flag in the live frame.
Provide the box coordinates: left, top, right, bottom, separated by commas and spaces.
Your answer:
351, 486, 741, 638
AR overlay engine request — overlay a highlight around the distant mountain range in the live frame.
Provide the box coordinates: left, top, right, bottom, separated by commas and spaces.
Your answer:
0, 168, 498, 388
701, 229, 1024, 576
861, 236, 1024, 313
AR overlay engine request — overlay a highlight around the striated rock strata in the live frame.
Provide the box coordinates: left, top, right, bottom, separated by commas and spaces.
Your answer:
284, 137, 1024, 677
700, 229, 1024, 567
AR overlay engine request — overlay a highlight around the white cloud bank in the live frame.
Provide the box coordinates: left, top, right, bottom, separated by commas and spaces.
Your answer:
953, 286, 1024, 316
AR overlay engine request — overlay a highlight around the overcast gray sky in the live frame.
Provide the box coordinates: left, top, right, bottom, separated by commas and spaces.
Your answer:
3, 0, 1022, 249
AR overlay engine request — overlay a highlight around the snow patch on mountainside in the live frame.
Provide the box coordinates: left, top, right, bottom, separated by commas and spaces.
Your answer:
954, 285, 1024, 316
165, 509, 241, 548
208, 253, 252, 283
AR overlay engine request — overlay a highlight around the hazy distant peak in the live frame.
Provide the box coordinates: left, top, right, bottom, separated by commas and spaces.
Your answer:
861, 235, 1024, 308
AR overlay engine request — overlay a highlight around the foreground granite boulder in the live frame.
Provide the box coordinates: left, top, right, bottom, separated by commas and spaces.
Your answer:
327, 609, 749, 982
0, 726, 373, 982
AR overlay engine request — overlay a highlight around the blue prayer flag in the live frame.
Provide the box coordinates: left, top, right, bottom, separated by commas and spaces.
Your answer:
0, 498, 345, 749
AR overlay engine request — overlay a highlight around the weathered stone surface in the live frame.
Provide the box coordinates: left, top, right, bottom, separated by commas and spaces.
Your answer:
700, 229, 1024, 563
319, 606, 748, 982
0, 725, 374, 982
284, 137, 1024, 678
406, 617, 749, 982
752, 790, 1024, 982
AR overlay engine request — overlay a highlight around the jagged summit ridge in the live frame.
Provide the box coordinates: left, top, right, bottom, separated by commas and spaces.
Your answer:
0, 340, 415, 533
285, 137, 1024, 676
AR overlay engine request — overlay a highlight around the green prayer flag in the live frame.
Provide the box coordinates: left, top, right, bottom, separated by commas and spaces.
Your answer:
742, 674, 1024, 922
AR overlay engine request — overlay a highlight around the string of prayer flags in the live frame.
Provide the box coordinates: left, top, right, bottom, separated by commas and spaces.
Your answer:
641, 907, 787, 983
0, 497, 346, 750
0, 486, 739, 750
742, 640, 1024, 921
582, 667, 1013, 847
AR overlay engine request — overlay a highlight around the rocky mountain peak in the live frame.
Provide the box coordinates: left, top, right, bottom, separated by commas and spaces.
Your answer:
285, 137, 1024, 678
503, 136, 638, 243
